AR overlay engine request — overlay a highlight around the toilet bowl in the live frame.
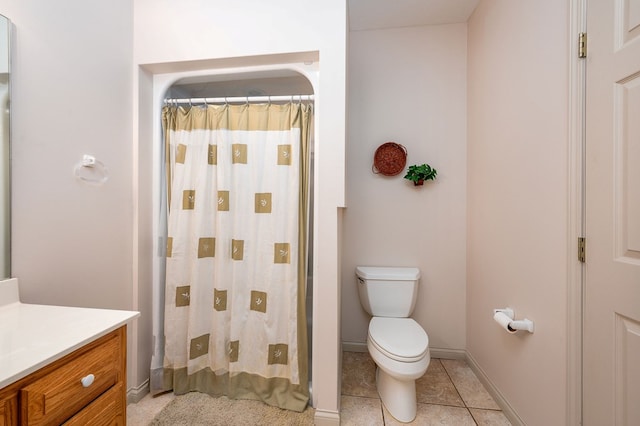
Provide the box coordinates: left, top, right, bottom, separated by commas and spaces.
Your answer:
356, 266, 430, 423
368, 317, 429, 422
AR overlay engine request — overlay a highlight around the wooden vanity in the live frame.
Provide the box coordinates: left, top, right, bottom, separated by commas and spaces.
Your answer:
0, 279, 139, 425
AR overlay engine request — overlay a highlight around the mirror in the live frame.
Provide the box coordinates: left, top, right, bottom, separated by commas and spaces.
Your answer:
0, 15, 9, 279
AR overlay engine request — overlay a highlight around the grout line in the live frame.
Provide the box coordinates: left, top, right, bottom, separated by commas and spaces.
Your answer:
416, 400, 469, 409
341, 392, 379, 399
467, 407, 480, 425
440, 359, 469, 408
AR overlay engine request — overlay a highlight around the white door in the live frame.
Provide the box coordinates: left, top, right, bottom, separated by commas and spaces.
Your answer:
584, 0, 640, 424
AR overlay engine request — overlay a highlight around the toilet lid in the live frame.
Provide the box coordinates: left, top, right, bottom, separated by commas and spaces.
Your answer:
368, 317, 429, 362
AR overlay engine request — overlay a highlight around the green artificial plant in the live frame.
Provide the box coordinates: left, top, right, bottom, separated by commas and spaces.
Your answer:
403, 163, 437, 185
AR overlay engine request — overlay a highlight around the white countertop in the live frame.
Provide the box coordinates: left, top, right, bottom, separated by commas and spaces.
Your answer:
0, 278, 139, 389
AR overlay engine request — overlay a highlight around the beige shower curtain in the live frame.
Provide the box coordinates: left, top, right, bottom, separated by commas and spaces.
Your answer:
160, 102, 311, 411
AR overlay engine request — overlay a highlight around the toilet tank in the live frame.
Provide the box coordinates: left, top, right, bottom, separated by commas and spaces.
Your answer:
356, 266, 421, 317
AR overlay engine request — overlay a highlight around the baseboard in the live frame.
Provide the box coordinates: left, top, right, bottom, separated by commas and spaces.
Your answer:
342, 341, 367, 352
313, 409, 340, 425
464, 351, 525, 426
342, 342, 465, 361
429, 347, 466, 360
127, 379, 150, 404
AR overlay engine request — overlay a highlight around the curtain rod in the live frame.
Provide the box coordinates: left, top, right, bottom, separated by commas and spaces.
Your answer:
164, 94, 314, 105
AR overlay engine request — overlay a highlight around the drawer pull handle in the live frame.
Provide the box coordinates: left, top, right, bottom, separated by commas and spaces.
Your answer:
81, 374, 95, 388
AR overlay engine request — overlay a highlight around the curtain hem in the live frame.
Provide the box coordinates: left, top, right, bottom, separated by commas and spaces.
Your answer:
159, 367, 310, 413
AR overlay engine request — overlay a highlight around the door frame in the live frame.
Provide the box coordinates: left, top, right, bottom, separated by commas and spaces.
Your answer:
568, 0, 587, 424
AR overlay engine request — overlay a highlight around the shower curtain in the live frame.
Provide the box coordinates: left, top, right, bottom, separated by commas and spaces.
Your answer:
155, 101, 312, 412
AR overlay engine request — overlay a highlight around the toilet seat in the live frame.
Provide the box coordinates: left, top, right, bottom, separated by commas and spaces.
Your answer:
368, 317, 428, 362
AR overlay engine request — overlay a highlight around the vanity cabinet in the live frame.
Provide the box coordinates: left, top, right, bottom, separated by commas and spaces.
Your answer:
0, 326, 126, 425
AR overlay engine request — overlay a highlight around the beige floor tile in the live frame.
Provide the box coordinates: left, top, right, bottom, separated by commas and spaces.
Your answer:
469, 408, 512, 425
341, 351, 379, 398
340, 395, 384, 426
383, 403, 476, 426
416, 359, 465, 407
441, 359, 500, 410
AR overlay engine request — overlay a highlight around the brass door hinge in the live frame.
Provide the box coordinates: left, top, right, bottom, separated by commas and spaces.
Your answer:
579, 32, 587, 58
578, 237, 586, 263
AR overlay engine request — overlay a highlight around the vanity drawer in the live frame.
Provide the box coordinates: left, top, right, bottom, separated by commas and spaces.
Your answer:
63, 382, 124, 426
20, 331, 122, 425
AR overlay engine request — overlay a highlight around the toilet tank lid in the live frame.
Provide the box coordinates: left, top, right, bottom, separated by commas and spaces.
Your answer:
355, 266, 421, 280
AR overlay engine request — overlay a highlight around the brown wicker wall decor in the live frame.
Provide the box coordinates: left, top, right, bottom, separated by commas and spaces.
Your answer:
372, 142, 407, 176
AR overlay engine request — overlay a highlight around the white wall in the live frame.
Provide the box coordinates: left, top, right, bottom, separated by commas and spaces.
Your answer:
466, 1, 570, 424
133, 0, 347, 421
343, 24, 467, 352
0, 2, 133, 312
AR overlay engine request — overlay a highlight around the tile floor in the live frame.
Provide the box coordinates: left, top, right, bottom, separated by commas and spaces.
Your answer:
341, 351, 511, 425
127, 352, 511, 425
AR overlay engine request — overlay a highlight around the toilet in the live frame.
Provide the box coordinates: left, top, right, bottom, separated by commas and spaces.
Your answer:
355, 266, 430, 423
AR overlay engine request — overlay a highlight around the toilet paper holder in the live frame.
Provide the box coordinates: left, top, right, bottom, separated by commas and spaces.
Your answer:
493, 308, 534, 334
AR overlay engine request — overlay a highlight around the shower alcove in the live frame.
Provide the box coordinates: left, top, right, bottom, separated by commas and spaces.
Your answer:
146, 64, 317, 406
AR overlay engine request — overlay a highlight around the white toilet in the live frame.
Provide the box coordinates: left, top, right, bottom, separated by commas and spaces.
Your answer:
355, 266, 430, 423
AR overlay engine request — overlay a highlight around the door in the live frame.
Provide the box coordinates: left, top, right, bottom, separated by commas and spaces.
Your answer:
584, 0, 640, 424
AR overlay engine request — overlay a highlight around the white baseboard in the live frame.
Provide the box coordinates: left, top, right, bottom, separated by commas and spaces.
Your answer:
342, 341, 465, 361
464, 351, 525, 426
127, 379, 150, 404
429, 347, 466, 360
314, 409, 340, 425
342, 341, 367, 352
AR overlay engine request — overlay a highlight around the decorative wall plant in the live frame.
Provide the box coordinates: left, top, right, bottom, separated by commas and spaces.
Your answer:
403, 163, 437, 186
